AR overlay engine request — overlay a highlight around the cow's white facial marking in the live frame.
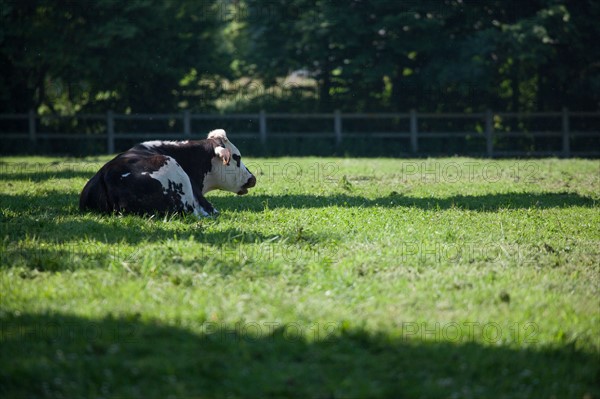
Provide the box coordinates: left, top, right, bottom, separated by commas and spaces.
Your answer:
203, 130, 255, 195
147, 156, 199, 213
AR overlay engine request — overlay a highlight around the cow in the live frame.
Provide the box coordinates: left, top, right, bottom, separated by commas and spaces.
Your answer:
79, 129, 256, 217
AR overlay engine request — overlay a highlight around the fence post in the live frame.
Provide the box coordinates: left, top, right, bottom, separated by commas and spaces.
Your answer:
107, 110, 115, 154
562, 107, 570, 158
485, 109, 494, 158
410, 109, 418, 154
259, 110, 267, 147
28, 109, 37, 145
334, 109, 342, 146
183, 110, 191, 138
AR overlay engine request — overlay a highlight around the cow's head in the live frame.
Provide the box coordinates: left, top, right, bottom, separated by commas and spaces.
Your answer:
204, 129, 256, 195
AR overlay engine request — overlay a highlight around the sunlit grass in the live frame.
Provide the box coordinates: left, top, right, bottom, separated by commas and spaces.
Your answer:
1, 156, 599, 398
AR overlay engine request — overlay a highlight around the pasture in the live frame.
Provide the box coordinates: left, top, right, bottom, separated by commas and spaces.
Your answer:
1, 156, 599, 398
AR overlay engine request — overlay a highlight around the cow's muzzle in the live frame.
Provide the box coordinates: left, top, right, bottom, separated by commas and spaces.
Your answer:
237, 175, 256, 195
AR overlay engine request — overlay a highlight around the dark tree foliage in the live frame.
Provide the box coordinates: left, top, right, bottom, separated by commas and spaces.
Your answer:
0, 0, 598, 114
0, 0, 225, 113
241, 0, 599, 112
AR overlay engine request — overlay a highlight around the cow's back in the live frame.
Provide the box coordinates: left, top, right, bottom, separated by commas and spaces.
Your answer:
79, 150, 193, 215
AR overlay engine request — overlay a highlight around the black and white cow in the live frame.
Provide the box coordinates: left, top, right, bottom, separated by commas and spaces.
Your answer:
79, 129, 256, 217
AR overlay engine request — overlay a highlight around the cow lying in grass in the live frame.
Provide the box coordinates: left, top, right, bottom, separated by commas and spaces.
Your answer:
80, 129, 256, 217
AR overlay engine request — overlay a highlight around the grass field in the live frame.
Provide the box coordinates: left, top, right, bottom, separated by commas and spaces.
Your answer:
1, 155, 599, 398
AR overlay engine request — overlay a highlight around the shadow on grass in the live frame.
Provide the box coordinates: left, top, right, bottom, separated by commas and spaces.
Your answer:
0, 192, 77, 213
0, 312, 597, 398
2, 200, 335, 272
2, 189, 596, 219
1, 215, 314, 272
1, 215, 277, 244
0, 161, 100, 181
0, 170, 97, 182
231, 192, 597, 212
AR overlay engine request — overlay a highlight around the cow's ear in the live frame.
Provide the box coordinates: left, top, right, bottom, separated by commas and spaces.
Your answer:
214, 146, 231, 166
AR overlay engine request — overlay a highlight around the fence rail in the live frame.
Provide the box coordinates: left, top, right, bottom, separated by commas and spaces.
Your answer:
1, 109, 599, 157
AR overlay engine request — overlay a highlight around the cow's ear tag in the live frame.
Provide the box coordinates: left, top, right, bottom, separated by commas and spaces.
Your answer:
215, 146, 231, 166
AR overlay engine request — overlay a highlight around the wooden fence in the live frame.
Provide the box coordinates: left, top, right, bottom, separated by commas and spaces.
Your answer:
1, 109, 599, 157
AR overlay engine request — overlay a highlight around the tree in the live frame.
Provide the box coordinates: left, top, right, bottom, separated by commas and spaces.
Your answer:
238, 0, 599, 112
1, 0, 598, 114
0, 0, 227, 113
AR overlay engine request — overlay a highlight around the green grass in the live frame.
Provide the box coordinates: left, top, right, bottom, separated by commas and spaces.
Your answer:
1, 156, 599, 398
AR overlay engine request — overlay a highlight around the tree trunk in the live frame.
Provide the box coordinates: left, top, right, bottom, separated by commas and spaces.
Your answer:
318, 57, 332, 111
511, 60, 520, 112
